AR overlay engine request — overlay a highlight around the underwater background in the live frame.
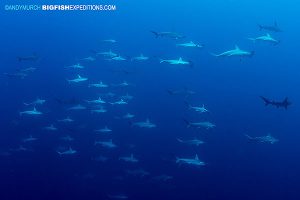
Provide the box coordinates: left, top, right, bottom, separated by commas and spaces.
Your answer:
1, 0, 300, 199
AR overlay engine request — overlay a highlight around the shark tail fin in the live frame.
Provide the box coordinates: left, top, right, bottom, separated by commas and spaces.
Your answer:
188, 60, 194, 68
128, 120, 134, 127
260, 96, 270, 106
284, 97, 289, 110
247, 38, 256, 42
184, 100, 191, 108
166, 89, 175, 95
177, 138, 183, 143
183, 119, 191, 128
245, 134, 253, 140
210, 52, 219, 57
150, 31, 159, 38
284, 105, 288, 110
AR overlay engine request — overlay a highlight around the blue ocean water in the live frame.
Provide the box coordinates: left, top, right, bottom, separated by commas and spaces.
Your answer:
1, 0, 300, 199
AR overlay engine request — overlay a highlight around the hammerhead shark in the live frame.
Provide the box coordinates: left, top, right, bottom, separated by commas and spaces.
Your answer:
258, 22, 282, 32
260, 96, 291, 109
150, 31, 185, 39
212, 45, 254, 57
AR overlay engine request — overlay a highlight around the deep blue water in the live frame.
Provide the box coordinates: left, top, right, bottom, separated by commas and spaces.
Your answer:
1, 0, 300, 199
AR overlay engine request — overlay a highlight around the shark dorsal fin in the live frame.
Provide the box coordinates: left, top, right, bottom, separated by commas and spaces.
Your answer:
179, 57, 183, 61
33, 107, 36, 111
266, 33, 271, 37
146, 118, 150, 123
77, 75, 81, 78
195, 154, 199, 160
234, 45, 240, 50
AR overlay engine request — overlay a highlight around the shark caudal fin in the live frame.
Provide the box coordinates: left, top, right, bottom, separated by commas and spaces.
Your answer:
188, 60, 194, 68
247, 38, 256, 42
150, 31, 159, 38
184, 100, 191, 108
244, 134, 251, 139
183, 119, 191, 128
176, 138, 184, 143
260, 96, 271, 106
283, 97, 290, 110
166, 89, 175, 95
210, 52, 219, 57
